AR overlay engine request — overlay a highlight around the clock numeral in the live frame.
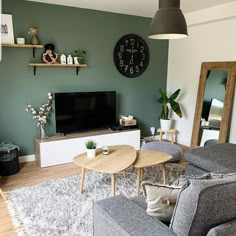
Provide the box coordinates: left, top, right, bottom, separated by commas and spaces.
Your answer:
140, 61, 144, 67
125, 40, 129, 46
130, 38, 135, 46
140, 46, 144, 53
130, 67, 134, 74
130, 56, 134, 64
135, 66, 140, 73
119, 60, 124, 67
118, 52, 122, 59
124, 65, 128, 72
137, 41, 139, 48
120, 45, 124, 53
142, 53, 145, 60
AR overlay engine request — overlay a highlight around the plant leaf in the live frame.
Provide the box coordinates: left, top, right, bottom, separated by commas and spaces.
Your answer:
169, 89, 181, 101
159, 88, 167, 100
160, 104, 169, 119
169, 100, 182, 118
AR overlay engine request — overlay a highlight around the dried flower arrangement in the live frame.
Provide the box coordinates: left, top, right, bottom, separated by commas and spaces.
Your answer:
26, 93, 53, 126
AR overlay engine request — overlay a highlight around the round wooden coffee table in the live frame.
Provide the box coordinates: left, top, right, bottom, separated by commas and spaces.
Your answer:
133, 150, 172, 193
73, 145, 137, 196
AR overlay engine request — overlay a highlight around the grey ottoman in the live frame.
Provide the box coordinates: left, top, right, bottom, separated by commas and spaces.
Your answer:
141, 141, 182, 162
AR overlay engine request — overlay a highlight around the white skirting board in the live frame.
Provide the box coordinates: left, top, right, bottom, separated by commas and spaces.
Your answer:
19, 154, 35, 163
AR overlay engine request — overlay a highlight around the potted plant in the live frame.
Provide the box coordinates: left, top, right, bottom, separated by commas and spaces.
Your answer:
158, 88, 182, 130
85, 140, 97, 158
74, 49, 86, 64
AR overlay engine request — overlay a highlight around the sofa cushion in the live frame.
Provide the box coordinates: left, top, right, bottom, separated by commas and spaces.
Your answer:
130, 195, 147, 210
184, 143, 236, 173
93, 195, 177, 236
206, 218, 236, 236
142, 182, 181, 223
170, 173, 236, 236
184, 164, 208, 176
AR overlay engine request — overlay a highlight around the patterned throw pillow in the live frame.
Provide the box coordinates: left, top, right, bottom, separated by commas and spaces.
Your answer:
142, 182, 181, 223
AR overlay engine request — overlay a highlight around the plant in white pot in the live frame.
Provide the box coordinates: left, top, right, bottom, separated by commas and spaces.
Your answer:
158, 88, 182, 131
74, 49, 86, 64
85, 140, 97, 158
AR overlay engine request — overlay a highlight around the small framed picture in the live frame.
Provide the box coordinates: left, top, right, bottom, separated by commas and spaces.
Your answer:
1, 14, 15, 44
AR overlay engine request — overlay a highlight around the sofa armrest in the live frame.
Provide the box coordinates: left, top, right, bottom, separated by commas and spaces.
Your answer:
207, 218, 236, 236
93, 195, 177, 236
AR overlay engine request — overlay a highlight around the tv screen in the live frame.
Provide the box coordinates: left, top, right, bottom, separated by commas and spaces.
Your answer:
55, 91, 116, 134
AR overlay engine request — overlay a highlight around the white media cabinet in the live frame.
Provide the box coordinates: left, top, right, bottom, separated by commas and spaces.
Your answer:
35, 129, 140, 168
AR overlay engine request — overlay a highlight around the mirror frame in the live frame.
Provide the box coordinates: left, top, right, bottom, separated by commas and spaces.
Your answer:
191, 62, 236, 147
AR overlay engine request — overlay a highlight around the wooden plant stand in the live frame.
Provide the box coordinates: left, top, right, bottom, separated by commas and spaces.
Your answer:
157, 128, 176, 144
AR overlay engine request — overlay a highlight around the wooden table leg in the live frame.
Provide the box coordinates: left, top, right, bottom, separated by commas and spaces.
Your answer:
111, 173, 116, 196
80, 167, 85, 193
0, 188, 6, 201
140, 168, 144, 182
171, 132, 175, 143
136, 168, 141, 194
162, 163, 166, 185
123, 170, 126, 178
159, 131, 163, 141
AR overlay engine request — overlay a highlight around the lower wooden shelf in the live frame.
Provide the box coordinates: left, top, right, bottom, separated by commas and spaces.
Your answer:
29, 63, 88, 76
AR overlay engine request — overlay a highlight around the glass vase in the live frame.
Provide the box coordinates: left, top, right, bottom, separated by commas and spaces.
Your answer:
39, 124, 48, 140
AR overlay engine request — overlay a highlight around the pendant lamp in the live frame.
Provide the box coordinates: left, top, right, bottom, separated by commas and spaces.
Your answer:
149, 0, 188, 39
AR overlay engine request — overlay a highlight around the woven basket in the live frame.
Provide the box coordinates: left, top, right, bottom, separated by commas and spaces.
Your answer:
0, 149, 19, 176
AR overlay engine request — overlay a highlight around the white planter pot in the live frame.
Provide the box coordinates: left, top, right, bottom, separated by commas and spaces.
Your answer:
160, 119, 172, 131
86, 149, 96, 158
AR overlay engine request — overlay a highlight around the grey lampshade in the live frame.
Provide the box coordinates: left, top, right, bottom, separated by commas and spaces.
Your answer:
149, 0, 188, 40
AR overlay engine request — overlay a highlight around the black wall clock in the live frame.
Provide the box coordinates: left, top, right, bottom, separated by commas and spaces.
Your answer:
113, 34, 149, 78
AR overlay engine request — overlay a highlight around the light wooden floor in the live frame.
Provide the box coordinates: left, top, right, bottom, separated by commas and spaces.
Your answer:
0, 162, 81, 236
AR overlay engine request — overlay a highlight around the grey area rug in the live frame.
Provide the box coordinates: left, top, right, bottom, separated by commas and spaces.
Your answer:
6, 163, 185, 236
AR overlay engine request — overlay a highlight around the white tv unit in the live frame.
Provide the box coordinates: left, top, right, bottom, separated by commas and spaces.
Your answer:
35, 129, 140, 168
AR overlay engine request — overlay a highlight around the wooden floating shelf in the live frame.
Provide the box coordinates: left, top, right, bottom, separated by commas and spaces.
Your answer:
1, 43, 44, 57
29, 63, 88, 76
29, 63, 87, 67
1, 43, 43, 48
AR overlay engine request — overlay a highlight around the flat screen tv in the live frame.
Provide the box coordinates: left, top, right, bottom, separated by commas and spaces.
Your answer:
55, 91, 116, 134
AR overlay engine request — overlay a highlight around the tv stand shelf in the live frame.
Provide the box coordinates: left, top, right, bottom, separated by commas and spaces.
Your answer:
35, 129, 140, 168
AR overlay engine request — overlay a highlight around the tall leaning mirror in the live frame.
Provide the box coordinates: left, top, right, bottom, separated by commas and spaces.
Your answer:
191, 62, 236, 147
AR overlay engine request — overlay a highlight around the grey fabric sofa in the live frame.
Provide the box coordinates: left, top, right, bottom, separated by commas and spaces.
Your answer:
184, 143, 236, 175
93, 173, 236, 236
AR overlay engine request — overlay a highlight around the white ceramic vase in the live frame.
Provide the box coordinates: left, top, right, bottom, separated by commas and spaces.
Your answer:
160, 119, 172, 131
86, 149, 96, 158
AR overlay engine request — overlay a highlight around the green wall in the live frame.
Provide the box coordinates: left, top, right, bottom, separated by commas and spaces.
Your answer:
0, 0, 168, 155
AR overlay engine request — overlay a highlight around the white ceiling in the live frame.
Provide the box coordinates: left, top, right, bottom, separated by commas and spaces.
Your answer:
26, 0, 234, 17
